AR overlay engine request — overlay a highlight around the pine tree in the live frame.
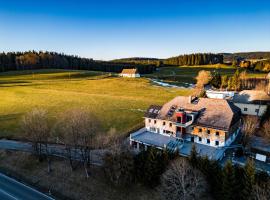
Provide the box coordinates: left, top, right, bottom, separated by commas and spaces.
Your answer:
242, 158, 255, 199
222, 160, 236, 200
189, 144, 198, 167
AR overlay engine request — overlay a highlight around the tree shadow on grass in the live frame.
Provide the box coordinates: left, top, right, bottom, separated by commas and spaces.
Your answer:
0, 113, 23, 121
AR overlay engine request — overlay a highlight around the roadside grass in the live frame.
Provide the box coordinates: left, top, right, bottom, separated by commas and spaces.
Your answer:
0, 69, 191, 138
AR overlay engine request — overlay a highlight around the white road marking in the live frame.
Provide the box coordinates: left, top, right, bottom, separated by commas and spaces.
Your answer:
0, 188, 19, 200
0, 173, 54, 200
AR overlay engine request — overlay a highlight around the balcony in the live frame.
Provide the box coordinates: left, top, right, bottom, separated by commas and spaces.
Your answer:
174, 120, 193, 128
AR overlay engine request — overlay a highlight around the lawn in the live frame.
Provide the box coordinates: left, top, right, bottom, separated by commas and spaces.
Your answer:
144, 64, 268, 86
0, 69, 191, 138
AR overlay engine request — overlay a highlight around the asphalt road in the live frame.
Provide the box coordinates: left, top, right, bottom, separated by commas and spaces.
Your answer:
0, 173, 54, 200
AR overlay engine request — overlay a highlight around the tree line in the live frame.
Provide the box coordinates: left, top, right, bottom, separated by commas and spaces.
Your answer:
195, 69, 269, 92
0, 51, 156, 74
164, 53, 223, 66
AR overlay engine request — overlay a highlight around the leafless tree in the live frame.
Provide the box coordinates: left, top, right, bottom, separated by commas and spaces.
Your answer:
241, 116, 259, 147
102, 143, 134, 187
262, 119, 270, 142
21, 108, 52, 172
240, 71, 248, 89
255, 82, 266, 91
57, 108, 100, 178
160, 158, 208, 200
195, 70, 212, 88
253, 183, 270, 200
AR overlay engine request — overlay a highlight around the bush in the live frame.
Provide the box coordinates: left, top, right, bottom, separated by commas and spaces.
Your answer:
134, 148, 170, 187
103, 149, 135, 187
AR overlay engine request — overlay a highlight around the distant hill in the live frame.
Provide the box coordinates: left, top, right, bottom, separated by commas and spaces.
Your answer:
111, 57, 161, 65
223, 52, 270, 62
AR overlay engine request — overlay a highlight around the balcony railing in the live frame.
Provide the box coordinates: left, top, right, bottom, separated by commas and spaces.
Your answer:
174, 120, 193, 128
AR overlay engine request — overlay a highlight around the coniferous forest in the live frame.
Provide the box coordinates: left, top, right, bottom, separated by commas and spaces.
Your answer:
0, 51, 156, 74
164, 53, 224, 66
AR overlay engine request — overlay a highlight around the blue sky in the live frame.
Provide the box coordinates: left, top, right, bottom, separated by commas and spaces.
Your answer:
0, 0, 270, 60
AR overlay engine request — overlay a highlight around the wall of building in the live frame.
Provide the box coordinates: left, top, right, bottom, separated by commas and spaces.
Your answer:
145, 118, 176, 136
234, 103, 267, 116
120, 73, 140, 78
192, 126, 227, 147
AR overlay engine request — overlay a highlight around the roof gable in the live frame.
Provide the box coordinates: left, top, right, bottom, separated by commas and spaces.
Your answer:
121, 68, 138, 74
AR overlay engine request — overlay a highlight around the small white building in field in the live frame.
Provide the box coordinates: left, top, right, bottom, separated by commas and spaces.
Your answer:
120, 68, 140, 78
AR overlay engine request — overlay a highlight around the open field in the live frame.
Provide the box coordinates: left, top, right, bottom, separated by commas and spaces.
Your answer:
0, 69, 191, 138
144, 65, 268, 86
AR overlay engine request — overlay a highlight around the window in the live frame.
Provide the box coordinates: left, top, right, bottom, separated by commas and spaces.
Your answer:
255, 108, 259, 113
163, 121, 166, 126
198, 137, 202, 142
244, 107, 248, 111
148, 119, 151, 123
207, 139, 210, 144
154, 120, 156, 124
216, 131, 219, 136
169, 123, 172, 127
215, 141, 219, 146
207, 130, 211, 134
199, 128, 202, 132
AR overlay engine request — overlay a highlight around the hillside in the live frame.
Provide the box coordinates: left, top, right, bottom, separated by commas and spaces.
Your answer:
223, 52, 270, 62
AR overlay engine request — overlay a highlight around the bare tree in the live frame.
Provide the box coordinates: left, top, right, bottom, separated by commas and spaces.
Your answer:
255, 82, 266, 91
195, 70, 212, 88
160, 158, 208, 200
21, 108, 52, 172
241, 116, 259, 147
103, 143, 134, 187
262, 119, 270, 142
240, 71, 248, 89
57, 108, 100, 178
253, 183, 270, 200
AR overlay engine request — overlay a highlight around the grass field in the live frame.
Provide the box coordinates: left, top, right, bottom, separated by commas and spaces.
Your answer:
0, 69, 191, 138
144, 64, 268, 86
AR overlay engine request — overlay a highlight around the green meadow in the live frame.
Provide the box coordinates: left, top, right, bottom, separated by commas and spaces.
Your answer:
0, 67, 267, 138
0, 69, 191, 138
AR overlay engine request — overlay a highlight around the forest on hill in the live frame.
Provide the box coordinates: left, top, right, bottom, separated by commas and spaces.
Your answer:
1, 51, 270, 74
0, 51, 156, 74
112, 53, 224, 67
164, 53, 223, 66
112, 57, 160, 65
223, 52, 270, 62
